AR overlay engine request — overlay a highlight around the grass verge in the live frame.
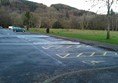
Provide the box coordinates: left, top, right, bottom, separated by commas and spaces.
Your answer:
29, 28, 118, 45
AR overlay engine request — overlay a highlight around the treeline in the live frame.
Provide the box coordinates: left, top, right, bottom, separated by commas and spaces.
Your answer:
0, 0, 118, 31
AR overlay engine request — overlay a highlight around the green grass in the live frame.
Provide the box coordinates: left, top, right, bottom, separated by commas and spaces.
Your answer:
29, 28, 118, 45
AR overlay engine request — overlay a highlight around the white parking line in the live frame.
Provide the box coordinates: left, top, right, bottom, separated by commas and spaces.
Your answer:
42, 46, 52, 50
63, 53, 70, 58
66, 46, 72, 49
77, 53, 83, 57
76, 45, 81, 48
56, 53, 70, 58
82, 60, 105, 65
31, 45, 64, 66
56, 54, 64, 58
86, 45, 90, 47
103, 52, 107, 56
91, 60, 105, 65
55, 46, 63, 49
90, 52, 95, 57
82, 61, 87, 64
42, 45, 63, 50
115, 53, 118, 55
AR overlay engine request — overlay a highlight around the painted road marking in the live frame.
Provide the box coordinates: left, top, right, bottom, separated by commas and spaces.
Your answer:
103, 52, 107, 56
91, 60, 105, 65
77, 53, 83, 57
42, 46, 49, 50
115, 53, 118, 55
76, 45, 81, 48
56, 51, 118, 59
56, 53, 70, 58
66, 46, 72, 49
17, 35, 49, 38
90, 52, 96, 57
33, 39, 79, 45
0, 43, 33, 45
42, 45, 63, 50
55, 46, 63, 49
30, 44, 65, 66
86, 45, 90, 47
63, 53, 70, 58
82, 60, 105, 65
56, 54, 64, 58
42, 46, 52, 50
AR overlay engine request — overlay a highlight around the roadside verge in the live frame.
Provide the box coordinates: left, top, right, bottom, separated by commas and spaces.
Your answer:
47, 34, 118, 51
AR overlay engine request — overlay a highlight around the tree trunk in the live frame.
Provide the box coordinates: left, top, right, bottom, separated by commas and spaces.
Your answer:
26, 27, 29, 31
106, 0, 110, 39
46, 28, 50, 33
106, 23, 110, 39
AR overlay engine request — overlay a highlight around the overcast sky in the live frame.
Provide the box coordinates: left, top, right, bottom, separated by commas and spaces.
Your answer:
28, 0, 118, 14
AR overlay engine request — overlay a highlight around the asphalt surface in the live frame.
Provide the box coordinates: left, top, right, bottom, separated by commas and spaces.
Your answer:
0, 29, 118, 83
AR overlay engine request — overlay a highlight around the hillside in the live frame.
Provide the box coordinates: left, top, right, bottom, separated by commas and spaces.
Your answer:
0, 0, 47, 12
0, 0, 96, 29
51, 4, 95, 16
0, 0, 95, 14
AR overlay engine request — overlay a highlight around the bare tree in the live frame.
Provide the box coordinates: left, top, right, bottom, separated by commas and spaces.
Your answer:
79, 13, 95, 30
32, 13, 41, 28
79, 14, 87, 30
86, 0, 118, 39
10, 12, 23, 26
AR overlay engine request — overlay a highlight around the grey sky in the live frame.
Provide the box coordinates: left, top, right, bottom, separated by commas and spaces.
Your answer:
28, 0, 118, 14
